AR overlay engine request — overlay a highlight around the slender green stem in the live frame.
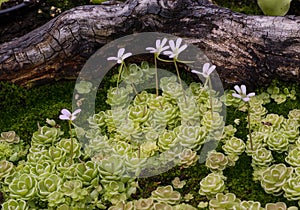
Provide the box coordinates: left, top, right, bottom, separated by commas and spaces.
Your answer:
173, 59, 186, 102
68, 120, 74, 164
208, 77, 214, 119
116, 62, 124, 91
247, 103, 253, 150
154, 54, 159, 97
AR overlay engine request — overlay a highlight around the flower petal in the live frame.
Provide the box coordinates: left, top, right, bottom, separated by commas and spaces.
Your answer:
61, 109, 71, 116
59, 115, 70, 120
234, 85, 241, 94
241, 85, 247, 95
232, 93, 242, 99
161, 38, 168, 47
122, 52, 132, 60
178, 44, 187, 54
107, 56, 118, 61
203, 63, 210, 73
118, 48, 125, 58
247, 92, 255, 97
207, 65, 216, 75
168, 40, 175, 51
191, 70, 201, 75
243, 97, 250, 102
175, 38, 182, 48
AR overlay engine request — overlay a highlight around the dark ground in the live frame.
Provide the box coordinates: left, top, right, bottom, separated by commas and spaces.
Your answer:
0, 0, 299, 44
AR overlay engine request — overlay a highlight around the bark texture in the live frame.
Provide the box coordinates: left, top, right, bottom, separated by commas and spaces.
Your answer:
0, 0, 299, 89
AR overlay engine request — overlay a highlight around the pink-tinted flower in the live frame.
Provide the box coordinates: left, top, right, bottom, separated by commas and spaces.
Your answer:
59, 109, 81, 121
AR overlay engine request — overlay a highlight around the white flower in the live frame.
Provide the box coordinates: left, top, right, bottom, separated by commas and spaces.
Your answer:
232, 85, 255, 102
163, 38, 187, 59
191, 63, 216, 78
107, 48, 132, 64
146, 38, 169, 54
59, 109, 81, 121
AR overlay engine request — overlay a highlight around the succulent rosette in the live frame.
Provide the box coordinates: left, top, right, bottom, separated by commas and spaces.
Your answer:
128, 104, 150, 123
8, 173, 37, 200
98, 155, 125, 180
283, 174, 300, 201
37, 173, 63, 200
56, 161, 77, 180
288, 109, 300, 122
153, 202, 173, 210
1, 199, 28, 210
205, 150, 228, 171
199, 173, 226, 197
260, 163, 293, 195
0, 131, 20, 144
29, 161, 55, 179
75, 80, 93, 94
140, 141, 159, 158
161, 80, 184, 100
151, 185, 181, 205
47, 191, 66, 207
175, 125, 206, 150
201, 111, 224, 133
251, 147, 273, 169
222, 137, 245, 156
121, 63, 144, 85
266, 131, 289, 153
178, 148, 199, 168
106, 86, 132, 108
75, 161, 99, 186
281, 119, 299, 143
88, 111, 106, 130
60, 180, 88, 201
45, 146, 66, 164
133, 198, 154, 210
139, 61, 156, 80
152, 102, 179, 128
157, 130, 177, 151
177, 96, 201, 126
56, 138, 81, 158
240, 200, 262, 210
172, 177, 186, 189
209, 193, 241, 209
108, 201, 134, 210
0, 160, 14, 179
285, 147, 300, 167
133, 91, 155, 106
264, 114, 285, 128
264, 202, 291, 210
31, 126, 63, 146
124, 154, 148, 177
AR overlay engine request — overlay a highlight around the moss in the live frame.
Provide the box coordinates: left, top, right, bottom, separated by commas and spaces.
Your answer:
213, 0, 263, 15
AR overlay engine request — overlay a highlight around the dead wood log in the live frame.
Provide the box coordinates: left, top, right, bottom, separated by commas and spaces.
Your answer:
0, 0, 299, 89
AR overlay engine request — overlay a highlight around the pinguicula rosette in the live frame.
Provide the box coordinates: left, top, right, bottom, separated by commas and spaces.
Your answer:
199, 173, 226, 198
178, 148, 199, 168
1, 199, 28, 210
205, 150, 228, 171
283, 174, 300, 201
260, 163, 293, 195
151, 185, 181, 205
251, 147, 273, 169
0, 160, 14, 179
209, 193, 241, 209
8, 173, 37, 200
240, 200, 262, 210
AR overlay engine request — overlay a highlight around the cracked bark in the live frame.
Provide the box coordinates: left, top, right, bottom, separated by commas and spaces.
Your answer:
0, 0, 299, 89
